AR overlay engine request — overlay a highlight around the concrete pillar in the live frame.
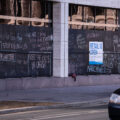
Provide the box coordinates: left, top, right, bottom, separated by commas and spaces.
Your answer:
53, 2, 68, 77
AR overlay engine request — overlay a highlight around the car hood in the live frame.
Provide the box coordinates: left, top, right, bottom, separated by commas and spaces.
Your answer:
113, 88, 120, 95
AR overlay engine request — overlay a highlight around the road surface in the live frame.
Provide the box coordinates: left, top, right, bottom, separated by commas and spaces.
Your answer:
0, 106, 109, 120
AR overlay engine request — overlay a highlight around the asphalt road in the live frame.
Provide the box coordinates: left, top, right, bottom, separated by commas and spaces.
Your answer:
0, 106, 109, 120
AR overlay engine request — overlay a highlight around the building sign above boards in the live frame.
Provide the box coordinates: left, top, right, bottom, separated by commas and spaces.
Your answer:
89, 42, 103, 65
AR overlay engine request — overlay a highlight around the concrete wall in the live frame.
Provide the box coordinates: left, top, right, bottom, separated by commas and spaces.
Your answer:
49, 0, 120, 9
0, 75, 120, 91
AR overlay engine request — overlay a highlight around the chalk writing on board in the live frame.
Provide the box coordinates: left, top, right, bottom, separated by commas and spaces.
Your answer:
87, 65, 112, 74
0, 24, 53, 78
112, 35, 120, 52
1, 42, 29, 50
29, 54, 50, 70
0, 53, 15, 62
69, 29, 120, 75
69, 54, 87, 74
16, 60, 27, 65
16, 33, 22, 41
31, 61, 46, 69
86, 32, 100, 39
76, 34, 86, 49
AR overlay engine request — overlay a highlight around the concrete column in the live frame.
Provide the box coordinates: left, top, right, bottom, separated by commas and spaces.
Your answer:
53, 2, 68, 77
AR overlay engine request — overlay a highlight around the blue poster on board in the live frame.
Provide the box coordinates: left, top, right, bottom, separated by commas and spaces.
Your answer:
89, 42, 103, 65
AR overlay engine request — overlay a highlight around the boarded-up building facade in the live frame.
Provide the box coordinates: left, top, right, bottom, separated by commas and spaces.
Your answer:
0, 0, 120, 89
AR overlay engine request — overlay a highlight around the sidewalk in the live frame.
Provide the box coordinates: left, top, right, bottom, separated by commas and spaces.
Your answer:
0, 85, 120, 114
0, 85, 120, 103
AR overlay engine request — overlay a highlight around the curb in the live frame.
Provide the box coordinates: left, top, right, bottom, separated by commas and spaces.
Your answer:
0, 98, 109, 115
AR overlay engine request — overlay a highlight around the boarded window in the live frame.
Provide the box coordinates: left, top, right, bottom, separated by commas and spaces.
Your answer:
69, 4, 119, 31
0, 0, 53, 27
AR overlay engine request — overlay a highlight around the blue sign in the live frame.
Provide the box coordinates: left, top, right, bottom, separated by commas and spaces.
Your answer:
89, 42, 103, 65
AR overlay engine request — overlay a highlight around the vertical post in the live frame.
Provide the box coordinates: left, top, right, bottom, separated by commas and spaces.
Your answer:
53, 2, 69, 77
118, 10, 120, 31
14, 0, 16, 25
94, 7, 96, 30
116, 9, 118, 31
82, 6, 84, 30
30, 0, 32, 26
105, 8, 107, 31
48, 2, 52, 27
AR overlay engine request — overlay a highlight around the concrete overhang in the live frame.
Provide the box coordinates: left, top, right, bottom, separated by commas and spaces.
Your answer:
48, 0, 120, 9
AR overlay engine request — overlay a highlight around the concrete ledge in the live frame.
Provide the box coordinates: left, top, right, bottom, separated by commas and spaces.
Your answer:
49, 0, 120, 9
0, 75, 120, 91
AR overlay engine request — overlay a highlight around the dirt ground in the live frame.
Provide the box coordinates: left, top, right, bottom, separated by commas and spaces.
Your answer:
0, 101, 62, 110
